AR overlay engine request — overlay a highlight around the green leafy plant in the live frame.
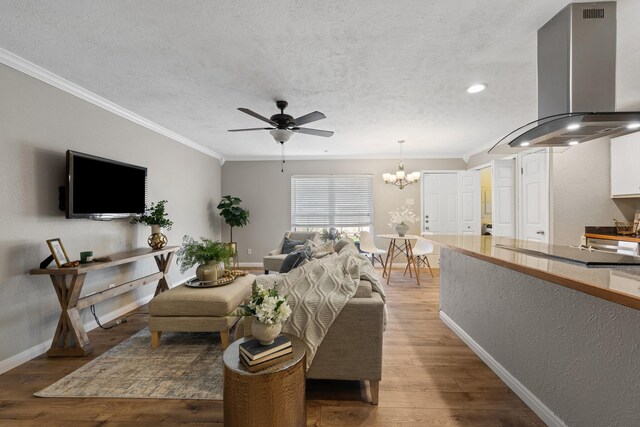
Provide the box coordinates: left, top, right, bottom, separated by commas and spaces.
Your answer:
175, 235, 232, 274
217, 195, 250, 242
131, 200, 173, 230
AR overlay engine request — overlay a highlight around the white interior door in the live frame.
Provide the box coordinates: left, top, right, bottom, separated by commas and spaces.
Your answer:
492, 159, 516, 237
519, 150, 550, 243
459, 171, 481, 235
423, 173, 459, 234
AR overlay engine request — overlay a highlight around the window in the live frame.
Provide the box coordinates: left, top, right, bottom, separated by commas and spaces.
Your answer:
291, 175, 373, 233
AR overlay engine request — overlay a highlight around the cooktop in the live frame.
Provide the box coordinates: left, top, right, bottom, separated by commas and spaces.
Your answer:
495, 242, 640, 267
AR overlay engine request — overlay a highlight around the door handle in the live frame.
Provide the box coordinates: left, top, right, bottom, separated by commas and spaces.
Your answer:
536, 230, 545, 235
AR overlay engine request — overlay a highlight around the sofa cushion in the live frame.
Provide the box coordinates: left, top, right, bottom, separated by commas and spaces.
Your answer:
354, 280, 373, 298
279, 250, 310, 273
282, 237, 306, 254
264, 254, 288, 272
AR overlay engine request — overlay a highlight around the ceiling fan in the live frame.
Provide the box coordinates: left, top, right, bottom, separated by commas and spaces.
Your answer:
228, 100, 334, 171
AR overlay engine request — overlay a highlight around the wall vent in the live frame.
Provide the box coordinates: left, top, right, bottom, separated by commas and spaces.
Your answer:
583, 8, 605, 19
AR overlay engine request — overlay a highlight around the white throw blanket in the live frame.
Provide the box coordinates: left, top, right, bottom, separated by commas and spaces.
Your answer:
255, 245, 386, 368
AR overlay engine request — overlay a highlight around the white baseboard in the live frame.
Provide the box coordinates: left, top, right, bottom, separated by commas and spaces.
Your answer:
439, 311, 566, 427
0, 276, 194, 375
238, 262, 263, 268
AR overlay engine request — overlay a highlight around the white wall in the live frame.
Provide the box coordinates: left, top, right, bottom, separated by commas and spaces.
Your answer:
0, 63, 222, 368
221, 158, 467, 264
551, 138, 637, 245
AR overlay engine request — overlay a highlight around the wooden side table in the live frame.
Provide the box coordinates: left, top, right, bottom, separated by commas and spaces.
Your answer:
223, 333, 306, 427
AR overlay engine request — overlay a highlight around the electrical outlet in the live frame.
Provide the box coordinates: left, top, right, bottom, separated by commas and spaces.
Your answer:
247, 249, 252, 255
406, 198, 415, 206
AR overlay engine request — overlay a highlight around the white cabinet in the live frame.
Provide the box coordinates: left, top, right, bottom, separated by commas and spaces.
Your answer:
611, 132, 640, 198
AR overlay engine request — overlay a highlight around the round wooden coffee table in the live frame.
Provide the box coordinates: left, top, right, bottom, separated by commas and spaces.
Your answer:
223, 333, 306, 427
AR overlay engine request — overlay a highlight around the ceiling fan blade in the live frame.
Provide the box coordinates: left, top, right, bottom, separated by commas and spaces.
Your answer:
292, 111, 326, 126
237, 108, 276, 125
293, 127, 334, 137
228, 127, 273, 132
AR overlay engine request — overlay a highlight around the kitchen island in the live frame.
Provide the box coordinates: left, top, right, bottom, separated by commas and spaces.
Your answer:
424, 235, 639, 427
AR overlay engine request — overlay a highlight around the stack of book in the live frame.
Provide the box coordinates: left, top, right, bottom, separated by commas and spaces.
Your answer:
239, 335, 293, 373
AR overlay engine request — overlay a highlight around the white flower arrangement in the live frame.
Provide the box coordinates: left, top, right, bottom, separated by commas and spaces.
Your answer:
236, 284, 291, 325
388, 205, 419, 228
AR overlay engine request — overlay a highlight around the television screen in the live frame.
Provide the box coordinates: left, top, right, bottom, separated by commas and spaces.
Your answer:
66, 150, 147, 219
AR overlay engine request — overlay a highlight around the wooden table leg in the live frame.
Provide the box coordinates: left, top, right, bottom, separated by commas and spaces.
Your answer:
406, 241, 420, 286
386, 239, 397, 285
154, 251, 175, 295
382, 240, 393, 278
47, 274, 93, 357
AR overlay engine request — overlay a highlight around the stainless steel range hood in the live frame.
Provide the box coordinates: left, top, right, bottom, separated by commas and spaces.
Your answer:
489, 2, 640, 154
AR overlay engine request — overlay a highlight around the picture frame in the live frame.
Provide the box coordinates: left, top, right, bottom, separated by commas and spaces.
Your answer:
46, 238, 70, 268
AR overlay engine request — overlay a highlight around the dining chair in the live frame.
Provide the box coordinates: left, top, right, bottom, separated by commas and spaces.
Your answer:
406, 237, 435, 278
358, 231, 387, 267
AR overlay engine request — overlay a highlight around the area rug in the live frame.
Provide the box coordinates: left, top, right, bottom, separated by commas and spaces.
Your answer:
35, 328, 224, 400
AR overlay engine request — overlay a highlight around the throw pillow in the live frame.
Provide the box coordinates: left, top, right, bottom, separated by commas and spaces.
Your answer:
279, 250, 309, 273
282, 237, 306, 255
311, 240, 335, 259
334, 238, 356, 253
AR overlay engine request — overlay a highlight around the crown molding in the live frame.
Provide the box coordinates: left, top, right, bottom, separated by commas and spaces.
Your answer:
224, 152, 466, 162
0, 47, 225, 165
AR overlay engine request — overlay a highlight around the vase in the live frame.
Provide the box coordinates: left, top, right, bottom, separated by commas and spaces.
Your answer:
251, 319, 282, 345
394, 222, 409, 237
196, 260, 225, 283
148, 225, 168, 250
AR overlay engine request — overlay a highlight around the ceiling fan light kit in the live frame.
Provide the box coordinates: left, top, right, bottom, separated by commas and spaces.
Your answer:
383, 140, 420, 189
228, 100, 334, 172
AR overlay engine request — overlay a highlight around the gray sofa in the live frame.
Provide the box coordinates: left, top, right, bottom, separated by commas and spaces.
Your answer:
263, 231, 320, 274
241, 244, 385, 404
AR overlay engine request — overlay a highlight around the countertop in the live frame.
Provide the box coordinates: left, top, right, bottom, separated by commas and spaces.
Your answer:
422, 235, 640, 310
584, 226, 640, 243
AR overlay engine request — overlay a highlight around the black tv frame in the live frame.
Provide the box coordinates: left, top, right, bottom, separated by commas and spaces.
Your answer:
65, 150, 147, 220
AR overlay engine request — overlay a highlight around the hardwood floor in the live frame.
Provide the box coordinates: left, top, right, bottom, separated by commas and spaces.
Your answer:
0, 268, 544, 426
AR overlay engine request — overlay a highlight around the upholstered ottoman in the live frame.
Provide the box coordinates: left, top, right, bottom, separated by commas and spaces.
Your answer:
148, 274, 255, 349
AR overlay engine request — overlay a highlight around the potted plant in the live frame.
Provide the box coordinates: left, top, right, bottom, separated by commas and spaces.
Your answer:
217, 195, 250, 268
236, 283, 292, 345
388, 205, 419, 237
217, 195, 250, 243
131, 200, 174, 249
176, 235, 232, 283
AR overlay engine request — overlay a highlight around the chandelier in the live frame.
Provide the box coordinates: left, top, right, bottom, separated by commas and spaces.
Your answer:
382, 140, 420, 189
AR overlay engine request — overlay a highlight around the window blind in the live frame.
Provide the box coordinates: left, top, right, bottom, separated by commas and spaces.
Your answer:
291, 175, 373, 228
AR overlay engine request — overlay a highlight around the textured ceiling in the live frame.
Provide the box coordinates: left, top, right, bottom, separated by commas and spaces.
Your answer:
0, 1, 638, 160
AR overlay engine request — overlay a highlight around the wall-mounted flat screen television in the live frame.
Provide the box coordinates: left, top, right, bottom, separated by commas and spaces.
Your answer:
65, 150, 147, 219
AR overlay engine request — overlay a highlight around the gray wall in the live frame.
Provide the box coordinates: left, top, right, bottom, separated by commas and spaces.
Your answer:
551, 138, 637, 245
221, 158, 466, 263
0, 63, 221, 367
440, 248, 640, 427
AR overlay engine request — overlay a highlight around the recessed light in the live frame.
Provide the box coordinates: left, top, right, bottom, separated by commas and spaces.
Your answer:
520, 141, 530, 147
568, 140, 579, 146
467, 84, 487, 94
567, 124, 580, 130
627, 122, 640, 130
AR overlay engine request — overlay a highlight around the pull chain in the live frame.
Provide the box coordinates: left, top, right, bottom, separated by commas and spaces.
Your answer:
281, 142, 285, 173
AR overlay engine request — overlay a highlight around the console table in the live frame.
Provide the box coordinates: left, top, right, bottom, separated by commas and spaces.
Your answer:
30, 246, 178, 357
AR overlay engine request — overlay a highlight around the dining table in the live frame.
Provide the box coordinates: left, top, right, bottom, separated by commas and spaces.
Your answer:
377, 234, 422, 285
